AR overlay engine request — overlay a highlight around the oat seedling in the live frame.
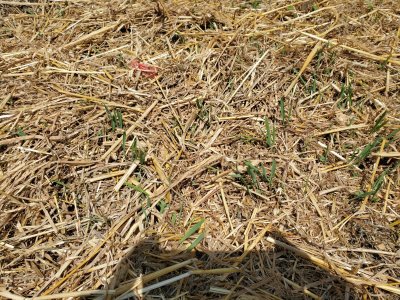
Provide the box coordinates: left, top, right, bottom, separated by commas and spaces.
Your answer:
125, 182, 149, 198
279, 97, 286, 124
264, 117, 276, 147
339, 82, 353, 108
105, 105, 123, 132
171, 203, 183, 225
131, 139, 147, 164
157, 199, 168, 214
316, 50, 323, 67
371, 111, 387, 133
355, 161, 400, 201
310, 73, 318, 94
386, 128, 400, 143
126, 182, 151, 223
353, 129, 399, 165
353, 136, 382, 165
231, 172, 251, 193
122, 131, 127, 156
260, 165, 268, 182
319, 146, 329, 163
269, 159, 277, 187
171, 212, 177, 225
187, 232, 205, 251
245, 161, 260, 189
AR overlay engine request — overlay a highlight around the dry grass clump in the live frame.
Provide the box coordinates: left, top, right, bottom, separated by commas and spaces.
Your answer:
1, 0, 399, 299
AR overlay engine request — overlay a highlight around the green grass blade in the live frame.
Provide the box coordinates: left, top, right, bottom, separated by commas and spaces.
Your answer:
386, 128, 400, 143
371, 111, 387, 133
179, 219, 205, 244
104, 105, 112, 119
125, 182, 149, 197
187, 232, 205, 251
354, 137, 382, 164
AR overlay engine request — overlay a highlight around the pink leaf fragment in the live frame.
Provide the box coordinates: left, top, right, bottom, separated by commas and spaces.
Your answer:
130, 59, 157, 78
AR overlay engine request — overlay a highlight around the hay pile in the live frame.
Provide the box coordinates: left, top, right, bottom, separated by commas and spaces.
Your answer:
1, 0, 399, 299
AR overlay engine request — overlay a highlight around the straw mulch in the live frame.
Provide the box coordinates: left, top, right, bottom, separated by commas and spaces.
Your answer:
1, 0, 399, 299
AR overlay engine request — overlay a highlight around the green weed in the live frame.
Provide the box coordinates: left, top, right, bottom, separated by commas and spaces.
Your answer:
16, 127, 26, 137
171, 212, 177, 225
171, 203, 183, 225
366, 1, 374, 11
319, 146, 329, 163
250, 0, 262, 9
157, 199, 168, 214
